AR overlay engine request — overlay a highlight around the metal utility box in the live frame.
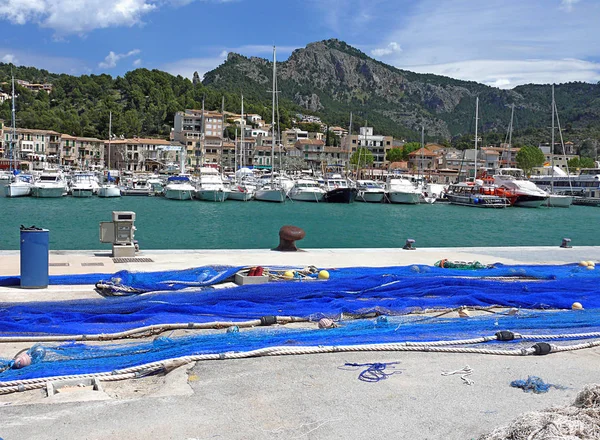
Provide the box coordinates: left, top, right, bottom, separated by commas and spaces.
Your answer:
99, 211, 137, 257
20, 227, 49, 289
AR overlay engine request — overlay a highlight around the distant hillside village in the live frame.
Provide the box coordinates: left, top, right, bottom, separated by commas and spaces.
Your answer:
0, 92, 589, 182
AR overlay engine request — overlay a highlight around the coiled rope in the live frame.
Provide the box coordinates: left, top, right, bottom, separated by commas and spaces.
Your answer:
3, 337, 600, 395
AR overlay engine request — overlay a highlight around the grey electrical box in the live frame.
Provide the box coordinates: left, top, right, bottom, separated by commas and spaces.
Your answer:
99, 211, 137, 257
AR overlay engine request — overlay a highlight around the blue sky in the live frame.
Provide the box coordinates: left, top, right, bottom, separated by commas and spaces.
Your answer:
0, 0, 599, 88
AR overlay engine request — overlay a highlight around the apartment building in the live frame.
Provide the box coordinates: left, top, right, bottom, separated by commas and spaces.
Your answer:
60, 135, 104, 168
105, 138, 184, 172
341, 127, 393, 168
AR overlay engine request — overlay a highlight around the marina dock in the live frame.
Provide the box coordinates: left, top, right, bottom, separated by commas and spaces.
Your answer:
1, 246, 600, 440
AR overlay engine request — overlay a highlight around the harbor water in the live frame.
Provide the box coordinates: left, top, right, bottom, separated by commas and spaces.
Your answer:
0, 197, 598, 250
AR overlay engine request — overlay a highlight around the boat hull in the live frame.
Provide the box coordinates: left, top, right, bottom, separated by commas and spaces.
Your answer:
98, 186, 121, 198
228, 190, 253, 201
324, 188, 357, 203
195, 190, 229, 202
71, 188, 94, 198
255, 189, 286, 203
4, 184, 31, 198
545, 194, 573, 208
165, 188, 194, 200
31, 186, 65, 198
356, 191, 385, 203
289, 191, 325, 202
446, 193, 509, 208
386, 192, 421, 204
514, 195, 548, 208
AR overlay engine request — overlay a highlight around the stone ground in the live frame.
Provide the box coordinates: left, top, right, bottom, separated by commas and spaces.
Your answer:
0, 246, 599, 439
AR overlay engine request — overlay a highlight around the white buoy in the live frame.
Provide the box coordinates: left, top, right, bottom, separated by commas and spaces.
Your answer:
572, 302, 584, 310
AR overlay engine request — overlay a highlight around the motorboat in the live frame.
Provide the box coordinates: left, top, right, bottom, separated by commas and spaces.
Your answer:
70, 172, 99, 198
355, 180, 385, 203
493, 168, 549, 208
31, 170, 67, 198
288, 179, 326, 202
385, 177, 421, 204
255, 182, 287, 203
4, 173, 33, 198
164, 175, 195, 200
194, 168, 229, 202
446, 183, 510, 208
121, 178, 154, 196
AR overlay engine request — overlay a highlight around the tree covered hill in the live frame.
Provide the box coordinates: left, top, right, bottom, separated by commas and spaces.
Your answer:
1, 39, 600, 155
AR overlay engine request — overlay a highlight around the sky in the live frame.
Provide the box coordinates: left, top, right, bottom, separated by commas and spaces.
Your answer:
0, 0, 599, 89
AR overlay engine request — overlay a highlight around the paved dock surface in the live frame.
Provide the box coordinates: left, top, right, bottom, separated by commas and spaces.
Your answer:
1, 246, 599, 439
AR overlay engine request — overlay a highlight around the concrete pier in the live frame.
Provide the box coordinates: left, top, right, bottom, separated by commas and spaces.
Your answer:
0, 246, 599, 440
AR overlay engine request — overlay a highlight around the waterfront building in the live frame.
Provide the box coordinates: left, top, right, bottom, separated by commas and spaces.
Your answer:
408, 147, 439, 172
173, 109, 225, 169
3, 128, 61, 170
105, 138, 184, 172
341, 127, 394, 168
60, 135, 103, 169
293, 139, 325, 167
0, 119, 4, 157
280, 128, 309, 149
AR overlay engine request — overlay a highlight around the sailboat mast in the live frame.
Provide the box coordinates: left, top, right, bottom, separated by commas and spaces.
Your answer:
506, 103, 514, 168
201, 97, 205, 171
271, 46, 276, 186
240, 94, 245, 169
420, 125, 424, 181
234, 129, 238, 178
221, 95, 225, 174
10, 75, 16, 171
107, 111, 112, 171
347, 112, 352, 177
551, 84, 555, 193
474, 97, 479, 181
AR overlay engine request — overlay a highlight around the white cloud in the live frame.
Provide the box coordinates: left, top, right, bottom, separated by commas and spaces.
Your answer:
99, 49, 141, 69
561, 0, 580, 12
1, 53, 19, 64
0, 47, 88, 73
371, 42, 401, 57
161, 54, 228, 80
407, 58, 600, 88
0, 0, 235, 35
133, 58, 142, 66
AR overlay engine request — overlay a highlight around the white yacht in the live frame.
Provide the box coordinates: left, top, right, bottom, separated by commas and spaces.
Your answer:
4, 173, 33, 198
194, 168, 229, 202
227, 180, 255, 201
385, 177, 421, 204
355, 180, 385, 203
31, 170, 67, 198
288, 179, 326, 202
70, 172, 99, 198
493, 168, 549, 208
255, 182, 287, 203
164, 175, 195, 200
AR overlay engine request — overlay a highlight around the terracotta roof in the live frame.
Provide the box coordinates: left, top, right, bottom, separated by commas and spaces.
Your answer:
294, 139, 325, 146
425, 143, 445, 151
408, 147, 438, 157
390, 161, 408, 169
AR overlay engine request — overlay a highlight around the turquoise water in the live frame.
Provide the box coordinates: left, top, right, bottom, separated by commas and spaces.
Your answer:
0, 196, 598, 250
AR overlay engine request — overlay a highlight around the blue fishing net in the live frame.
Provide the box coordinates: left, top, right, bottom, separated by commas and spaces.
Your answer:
2, 310, 600, 381
0, 264, 598, 336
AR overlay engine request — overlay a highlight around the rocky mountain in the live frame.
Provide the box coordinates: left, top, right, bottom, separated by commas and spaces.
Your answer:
203, 39, 600, 144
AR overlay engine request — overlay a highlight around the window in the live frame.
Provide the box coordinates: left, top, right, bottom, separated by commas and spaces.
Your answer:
352, 139, 357, 144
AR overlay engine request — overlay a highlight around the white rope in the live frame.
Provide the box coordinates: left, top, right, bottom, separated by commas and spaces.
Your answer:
441, 365, 474, 385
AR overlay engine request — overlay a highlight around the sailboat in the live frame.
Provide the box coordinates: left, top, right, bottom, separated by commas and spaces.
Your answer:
98, 112, 121, 197
4, 76, 33, 198
254, 46, 287, 203
229, 95, 255, 201
544, 85, 573, 208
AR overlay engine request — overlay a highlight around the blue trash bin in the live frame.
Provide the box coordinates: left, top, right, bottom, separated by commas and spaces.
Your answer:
20, 226, 49, 289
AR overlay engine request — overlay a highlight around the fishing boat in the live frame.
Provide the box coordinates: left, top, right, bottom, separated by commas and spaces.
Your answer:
320, 174, 357, 203
288, 179, 326, 202
446, 182, 510, 208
